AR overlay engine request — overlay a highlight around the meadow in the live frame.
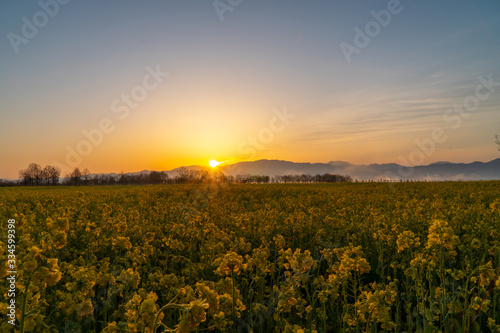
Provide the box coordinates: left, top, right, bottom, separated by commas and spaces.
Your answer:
1, 181, 500, 332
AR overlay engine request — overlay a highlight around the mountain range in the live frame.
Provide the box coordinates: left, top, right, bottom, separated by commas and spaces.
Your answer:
123, 158, 500, 181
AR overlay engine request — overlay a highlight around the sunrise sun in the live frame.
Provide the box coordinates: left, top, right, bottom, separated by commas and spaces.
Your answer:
209, 160, 221, 168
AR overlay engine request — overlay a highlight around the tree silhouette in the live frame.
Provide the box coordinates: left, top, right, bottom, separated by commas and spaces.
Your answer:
43, 165, 61, 185
49, 166, 61, 185
18, 163, 42, 185
18, 163, 60, 186
18, 167, 32, 186
496, 134, 500, 151
69, 168, 82, 186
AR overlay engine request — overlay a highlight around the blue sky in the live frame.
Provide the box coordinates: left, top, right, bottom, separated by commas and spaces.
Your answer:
1, 0, 499, 178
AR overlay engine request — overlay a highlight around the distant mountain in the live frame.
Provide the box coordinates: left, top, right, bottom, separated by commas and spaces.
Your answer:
83, 158, 500, 182
216, 158, 500, 181
218, 160, 336, 177
339, 159, 500, 180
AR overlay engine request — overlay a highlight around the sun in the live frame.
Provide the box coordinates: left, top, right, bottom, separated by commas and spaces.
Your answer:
209, 159, 221, 168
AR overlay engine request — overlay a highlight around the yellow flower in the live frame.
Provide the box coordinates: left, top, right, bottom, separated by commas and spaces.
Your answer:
118, 268, 141, 288
104, 322, 119, 333
195, 282, 219, 315
140, 297, 155, 314
396, 231, 420, 252
52, 230, 67, 249
479, 261, 495, 288
24, 260, 37, 271
44, 270, 62, 286
29, 246, 43, 258
176, 299, 209, 333
336, 245, 371, 275
426, 219, 459, 254
215, 252, 247, 276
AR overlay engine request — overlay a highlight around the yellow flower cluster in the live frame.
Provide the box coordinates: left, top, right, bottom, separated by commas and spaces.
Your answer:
214, 251, 247, 276
396, 230, 420, 252
426, 219, 460, 253
0, 181, 499, 332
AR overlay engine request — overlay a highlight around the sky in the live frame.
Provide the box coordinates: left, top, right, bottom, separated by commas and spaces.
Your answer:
1, 0, 500, 179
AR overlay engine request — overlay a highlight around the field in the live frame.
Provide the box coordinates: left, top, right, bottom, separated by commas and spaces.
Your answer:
1, 181, 500, 332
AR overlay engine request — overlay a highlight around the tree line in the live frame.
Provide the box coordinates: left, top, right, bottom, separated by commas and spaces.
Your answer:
274, 173, 353, 183
14, 163, 170, 186
4, 163, 355, 186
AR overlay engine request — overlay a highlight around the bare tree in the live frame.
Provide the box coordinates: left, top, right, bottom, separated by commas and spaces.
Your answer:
496, 134, 500, 151
41, 166, 50, 185
19, 163, 42, 186
44, 165, 61, 185
19, 163, 60, 186
18, 168, 32, 186
69, 168, 82, 186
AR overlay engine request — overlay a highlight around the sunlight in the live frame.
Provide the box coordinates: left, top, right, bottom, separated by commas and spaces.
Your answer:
209, 159, 221, 168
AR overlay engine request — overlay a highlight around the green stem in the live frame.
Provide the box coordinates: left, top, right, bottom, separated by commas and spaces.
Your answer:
232, 271, 236, 322
151, 294, 184, 332
152, 303, 186, 332
20, 266, 39, 333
